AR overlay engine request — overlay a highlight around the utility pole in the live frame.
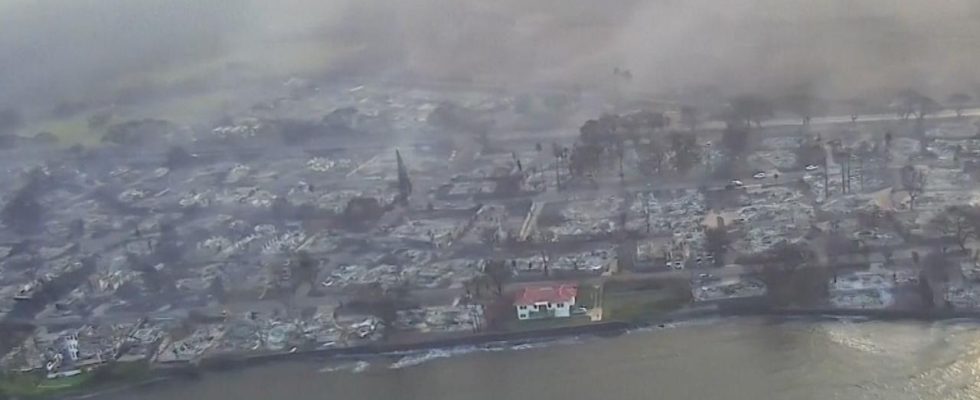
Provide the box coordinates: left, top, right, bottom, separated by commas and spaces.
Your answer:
839, 151, 847, 194
617, 142, 625, 182
643, 195, 651, 233
823, 145, 830, 198
396, 149, 413, 205
555, 158, 561, 191
856, 154, 864, 192
552, 143, 562, 191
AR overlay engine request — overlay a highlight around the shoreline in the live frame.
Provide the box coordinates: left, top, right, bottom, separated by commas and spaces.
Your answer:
194, 320, 632, 370
717, 305, 980, 321
178, 305, 980, 372
46, 306, 980, 399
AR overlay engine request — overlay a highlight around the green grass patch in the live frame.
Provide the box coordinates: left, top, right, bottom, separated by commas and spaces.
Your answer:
0, 362, 152, 399
0, 371, 92, 398
603, 289, 690, 322
35, 373, 90, 391
575, 284, 599, 309
502, 315, 593, 332
148, 90, 239, 124
32, 116, 98, 146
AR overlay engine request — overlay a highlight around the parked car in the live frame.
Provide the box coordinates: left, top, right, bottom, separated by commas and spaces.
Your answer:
804, 164, 819, 171
752, 172, 767, 179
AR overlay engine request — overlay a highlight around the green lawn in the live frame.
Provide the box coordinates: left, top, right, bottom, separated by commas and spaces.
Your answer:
36, 373, 90, 390
575, 284, 599, 309
502, 315, 593, 332
0, 371, 92, 398
32, 116, 98, 145
602, 290, 690, 322
0, 362, 151, 399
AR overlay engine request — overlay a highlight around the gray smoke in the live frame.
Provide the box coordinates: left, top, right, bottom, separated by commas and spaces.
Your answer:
2, 0, 980, 111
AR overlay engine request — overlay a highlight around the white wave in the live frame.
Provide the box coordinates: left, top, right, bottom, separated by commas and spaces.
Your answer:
389, 347, 477, 369
509, 343, 542, 351
509, 336, 581, 350
319, 360, 371, 373
387, 338, 583, 369
824, 328, 885, 354
817, 319, 949, 356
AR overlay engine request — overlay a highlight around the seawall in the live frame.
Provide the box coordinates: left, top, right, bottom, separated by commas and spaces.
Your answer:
197, 321, 631, 370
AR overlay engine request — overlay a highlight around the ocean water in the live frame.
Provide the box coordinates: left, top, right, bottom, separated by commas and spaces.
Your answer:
102, 317, 980, 400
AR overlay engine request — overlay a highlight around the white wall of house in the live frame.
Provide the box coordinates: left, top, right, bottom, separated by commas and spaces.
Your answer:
554, 298, 573, 317
516, 304, 531, 320
515, 297, 576, 320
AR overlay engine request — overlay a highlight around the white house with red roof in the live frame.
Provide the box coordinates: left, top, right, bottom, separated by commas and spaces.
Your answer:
514, 283, 578, 320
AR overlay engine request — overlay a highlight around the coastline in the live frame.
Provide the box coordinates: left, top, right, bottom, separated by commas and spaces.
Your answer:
195, 320, 632, 370
189, 304, 980, 372
40, 305, 980, 400
717, 305, 980, 321
158, 304, 980, 371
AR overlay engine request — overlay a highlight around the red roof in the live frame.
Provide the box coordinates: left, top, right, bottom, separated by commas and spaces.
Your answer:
514, 283, 578, 306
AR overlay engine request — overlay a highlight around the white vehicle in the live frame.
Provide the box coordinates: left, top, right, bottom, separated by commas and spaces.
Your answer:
730, 179, 744, 187
698, 273, 712, 279
752, 172, 767, 179
804, 164, 819, 171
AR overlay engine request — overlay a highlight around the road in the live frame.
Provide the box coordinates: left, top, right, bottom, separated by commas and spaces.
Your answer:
762, 107, 980, 128
499, 106, 980, 147
519, 171, 805, 207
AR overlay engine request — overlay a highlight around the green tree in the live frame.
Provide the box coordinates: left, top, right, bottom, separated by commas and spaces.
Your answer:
929, 206, 980, 251
483, 260, 512, 295
569, 143, 603, 178
913, 95, 942, 121
779, 89, 827, 126
704, 227, 730, 266
620, 110, 668, 135
896, 90, 941, 121
795, 138, 825, 168
637, 137, 667, 175
947, 93, 972, 117
291, 250, 319, 285
846, 98, 868, 123
728, 94, 774, 129
668, 132, 701, 174
680, 105, 699, 132
721, 124, 750, 158
579, 115, 618, 146
757, 243, 827, 307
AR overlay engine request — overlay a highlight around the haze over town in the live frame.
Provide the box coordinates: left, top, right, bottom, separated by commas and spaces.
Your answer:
4, 1, 980, 399
4, 0, 980, 109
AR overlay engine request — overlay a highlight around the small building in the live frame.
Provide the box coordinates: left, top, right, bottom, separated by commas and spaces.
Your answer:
514, 283, 577, 320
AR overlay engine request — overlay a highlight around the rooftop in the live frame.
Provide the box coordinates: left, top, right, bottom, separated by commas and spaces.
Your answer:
514, 283, 578, 306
